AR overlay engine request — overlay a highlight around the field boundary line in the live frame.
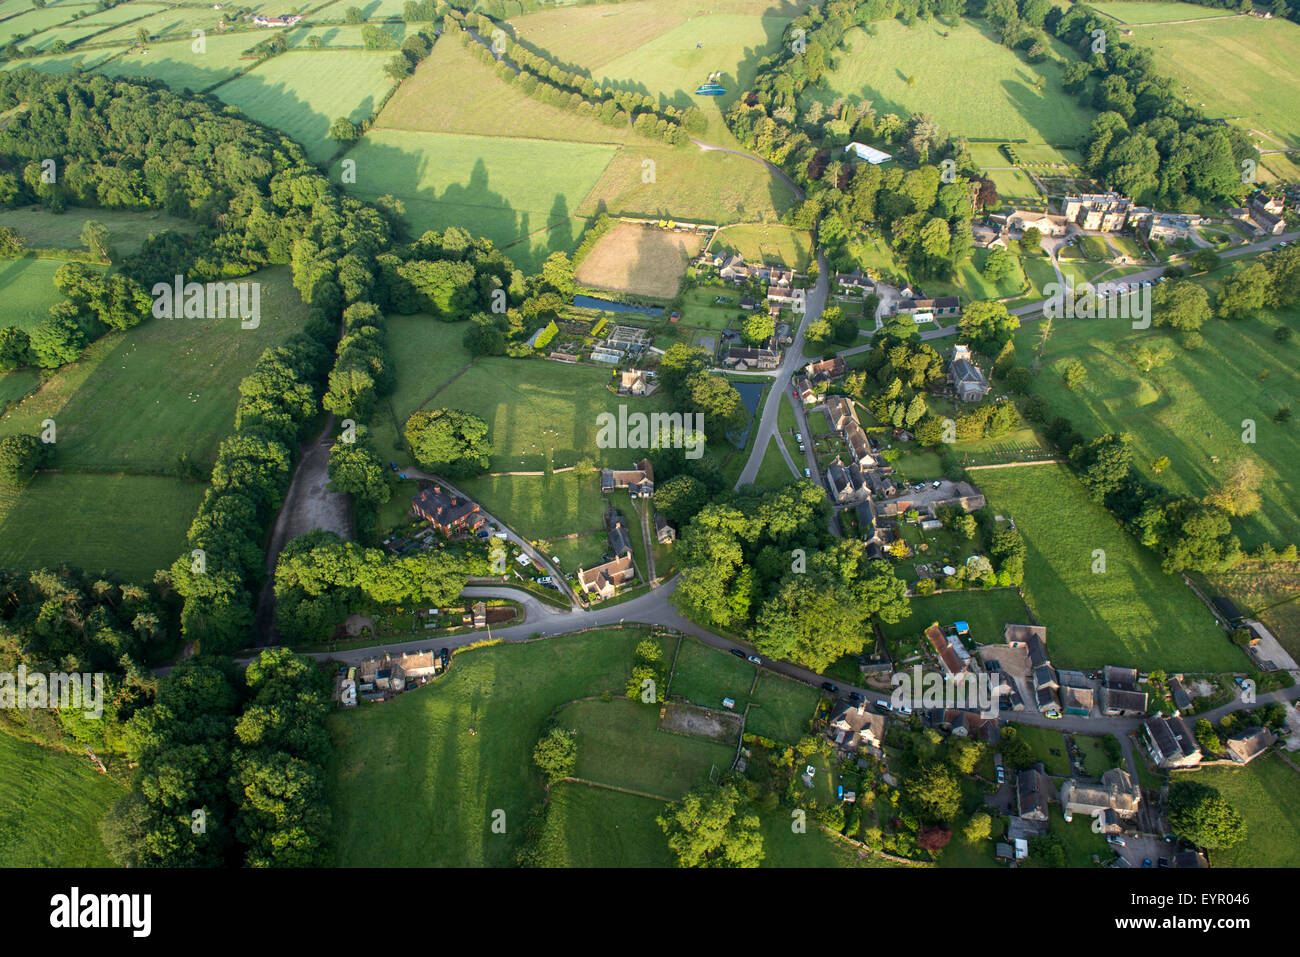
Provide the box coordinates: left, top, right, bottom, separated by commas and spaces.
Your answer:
965, 458, 1065, 471
561, 776, 672, 803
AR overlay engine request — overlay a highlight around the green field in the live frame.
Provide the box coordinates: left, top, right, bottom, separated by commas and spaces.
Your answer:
1091, 2, 1240, 24
0, 206, 196, 258
0, 257, 100, 331
327, 627, 669, 866
878, 588, 1033, 657
383, 313, 475, 421
214, 51, 397, 162
0, 45, 122, 74
807, 20, 1095, 145
95, 32, 263, 91
0, 266, 312, 472
669, 636, 758, 711
457, 471, 606, 543
0, 472, 206, 580
0, 731, 125, 867
1013, 300, 1300, 549
285, 22, 407, 48
1121, 14, 1300, 148
90, 4, 228, 45
753, 436, 796, 488
1186, 755, 1300, 867
746, 671, 819, 743
713, 223, 813, 271
0, 5, 89, 45
531, 780, 674, 867
975, 463, 1243, 672
335, 128, 615, 272
561, 697, 735, 798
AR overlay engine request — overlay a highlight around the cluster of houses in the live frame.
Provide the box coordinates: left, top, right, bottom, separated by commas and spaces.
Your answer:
249, 12, 303, 27
984, 191, 1210, 249
574, 458, 674, 600
337, 645, 458, 706
1228, 190, 1289, 238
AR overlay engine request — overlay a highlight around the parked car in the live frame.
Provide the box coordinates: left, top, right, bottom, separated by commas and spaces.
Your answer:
821, 681, 838, 693
795, 433, 802, 442
848, 691, 862, 703
746, 655, 761, 664
1142, 858, 1152, 868
874, 699, 892, 714
1107, 835, 1126, 847
996, 766, 1005, 784
438, 648, 450, 669
803, 468, 811, 478
390, 462, 399, 471
1047, 712, 1062, 719
931, 480, 941, 488
897, 704, 913, 715
730, 648, 746, 659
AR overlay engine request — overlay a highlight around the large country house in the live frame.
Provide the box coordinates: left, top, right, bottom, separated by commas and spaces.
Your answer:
412, 485, 486, 536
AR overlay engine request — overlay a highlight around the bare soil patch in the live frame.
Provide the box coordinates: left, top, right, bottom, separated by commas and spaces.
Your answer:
575, 222, 704, 298
659, 701, 743, 745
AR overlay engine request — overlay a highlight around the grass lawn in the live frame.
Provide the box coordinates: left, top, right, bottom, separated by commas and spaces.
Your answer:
213, 51, 398, 163
1201, 561, 1300, 661
429, 356, 677, 471
1014, 298, 1300, 549
1024, 806, 1109, 867
335, 128, 615, 272
1187, 755, 1300, 867
540, 530, 607, 572
0, 472, 206, 580
746, 671, 819, 743
878, 589, 1033, 658
560, 697, 735, 799
0, 257, 101, 331
807, 20, 1094, 145
95, 33, 264, 91
1090, 2, 1238, 23
0, 206, 196, 258
1121, 14, 1300, 149
327, 626, 665, 866
375, 36, 628, 145
0, 5, 91, 44
0, 266, 312, 472
458, 470, 606, 543
0, 731, 125, 867
383, 313, 475, 422
91, 4, 228, 44
712, 223, 813, 272
1075, 733, 1118, 778
0, 368, 38, 408
975, 464, 1243, 672
0, 46, 123, 74
670, 636, 758, 711
752, 435, 796, 488
532, 780, 673, 867
1008, 723, 1070, 776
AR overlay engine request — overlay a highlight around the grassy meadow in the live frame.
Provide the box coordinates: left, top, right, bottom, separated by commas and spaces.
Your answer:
806, 20, 1094, 145
1188, 755, 1300, 868
0, 266, 312, 472
214, 51, 398, 163
975, 463, 1243, 672
0, 731, 125, 868
1013, 300, 1300, 550
0, 257, 100, 331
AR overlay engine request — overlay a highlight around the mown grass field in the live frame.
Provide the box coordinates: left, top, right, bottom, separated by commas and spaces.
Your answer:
1187, 755, 1300, 867
532, 780, 674, 867
752, 435, 796, 488
670, 636, 758, 711
712, 223, 813, 271
285, 22, 408, 49
95, 32, 263, 91
0, 257, 100, 331
746, 670, 819, 743
383, 313, 475, 422
326, 627, 668, 866
1012, 298, 1300, 550
0, 45, 122, 74
561, 697, 735, 798
0, 5, 87, 45
0, 266, 312, 472
574, 222, 704, 298
975, 463, 1243, 672
1121, 13, 1300, 148
807, 20, 1094, 145
0, 731, 125, 867
457, 471, 607, 544
335, 128, 615, 272
91, 4, 227, 45
1091, 2, 1240, 24
214, 51, 397, 163
0, 206, 195, 258
0, 472, 205, 580
376, 37, 628, 145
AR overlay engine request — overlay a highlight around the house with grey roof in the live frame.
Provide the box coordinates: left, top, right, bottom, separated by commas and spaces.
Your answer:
1143, 715, 1202, 769
948, 344, 991, 402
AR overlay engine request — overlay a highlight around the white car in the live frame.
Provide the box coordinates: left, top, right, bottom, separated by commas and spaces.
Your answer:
803, 468, 811, 478
795, 432, 802, 442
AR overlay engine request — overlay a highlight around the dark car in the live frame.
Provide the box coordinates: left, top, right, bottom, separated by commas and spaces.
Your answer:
438, 648, 450, 669
730, 648, 747, 659
390, 462, 399, 471
1142, 858, 1152, 868
821, 681, 838, 693
848, 692, 862, 703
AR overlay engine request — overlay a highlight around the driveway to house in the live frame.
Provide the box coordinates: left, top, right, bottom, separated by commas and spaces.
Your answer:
398, 467, 581, 609
735, 250, 829, 488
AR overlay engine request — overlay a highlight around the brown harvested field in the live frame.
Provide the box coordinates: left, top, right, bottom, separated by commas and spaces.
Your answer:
374, 37, 627, 145
575, 222, 704, 298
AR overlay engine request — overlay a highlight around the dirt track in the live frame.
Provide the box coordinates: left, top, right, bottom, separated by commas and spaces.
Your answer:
254, 414, 354, 645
